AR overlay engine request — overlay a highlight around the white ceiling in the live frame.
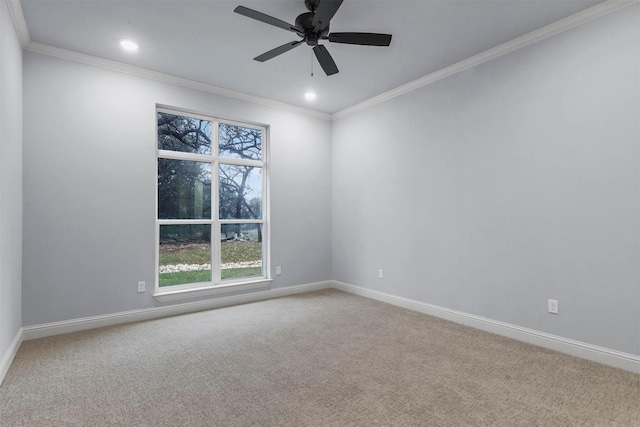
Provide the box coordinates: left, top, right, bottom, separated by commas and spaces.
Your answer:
19, 0, 604, 114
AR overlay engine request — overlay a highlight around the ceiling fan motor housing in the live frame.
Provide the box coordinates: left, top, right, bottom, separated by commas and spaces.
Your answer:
295, 12, 330, 45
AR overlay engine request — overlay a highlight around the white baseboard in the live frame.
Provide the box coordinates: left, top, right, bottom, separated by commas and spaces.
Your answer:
0, 329, 23, 386
15, 280, 639, 375
332, 281, 640, 374
22, 281, 332, 341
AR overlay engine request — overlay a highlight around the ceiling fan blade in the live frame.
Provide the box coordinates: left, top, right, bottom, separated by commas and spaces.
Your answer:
254, 40, 303, 62
234, 6, 302, 33
313, 45, 339, 76
312, 0, 344, 32
328, 32, 392, 46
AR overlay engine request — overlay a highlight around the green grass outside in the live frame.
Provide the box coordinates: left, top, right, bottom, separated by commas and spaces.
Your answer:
159, 266, 263, 287
159, 269, 211, 287
221, 241, 262, 263
158, 241, 263, 287
159, 241, 261, 265
221, 266, 262, 280
159, 246, 211, 266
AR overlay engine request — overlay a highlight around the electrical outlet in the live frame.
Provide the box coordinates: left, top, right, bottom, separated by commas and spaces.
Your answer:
276, 266, 282, 276
137, 281, 146, 293
378, 269, 384, 279
548, 299, 558, 314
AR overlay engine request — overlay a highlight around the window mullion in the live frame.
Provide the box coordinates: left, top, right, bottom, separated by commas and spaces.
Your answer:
262, 143, 269, 279
217, 158, 263, 168
212, 121, 221, 285
157, 219, 212, 225
157, 149, 212, 162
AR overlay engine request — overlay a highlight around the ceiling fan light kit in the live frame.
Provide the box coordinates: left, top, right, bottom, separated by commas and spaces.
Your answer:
234, 0, 392, 76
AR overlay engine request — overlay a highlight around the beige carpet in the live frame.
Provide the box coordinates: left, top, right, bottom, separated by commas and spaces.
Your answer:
1, 289, 638, 426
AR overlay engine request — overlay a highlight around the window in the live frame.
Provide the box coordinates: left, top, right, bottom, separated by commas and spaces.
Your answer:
156, 108, 268, 298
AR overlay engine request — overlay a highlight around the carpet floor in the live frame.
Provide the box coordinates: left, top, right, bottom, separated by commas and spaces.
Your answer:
1, 289, 638, 426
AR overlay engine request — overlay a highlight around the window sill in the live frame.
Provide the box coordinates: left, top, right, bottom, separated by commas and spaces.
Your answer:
153, 279, 272, 302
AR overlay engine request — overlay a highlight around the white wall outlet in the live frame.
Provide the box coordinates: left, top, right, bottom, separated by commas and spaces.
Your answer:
137, 281, 145, 293
276, 266, 282, 276
548, 299, 559, 314
378, 269, 384, 279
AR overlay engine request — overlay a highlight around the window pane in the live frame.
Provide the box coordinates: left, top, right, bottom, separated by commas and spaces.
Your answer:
221, 224, 262, 280
158, 159, 211, 219
158, 112, 211, 155
159, 224, 211, 287
218, 123, 262, 160
219, 164, 262, 219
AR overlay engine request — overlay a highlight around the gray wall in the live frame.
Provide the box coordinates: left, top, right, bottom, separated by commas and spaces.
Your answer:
0, 0, 23, 360
22, 52, 332, 325
332, 7, 639, 355
15, 4, 640, 359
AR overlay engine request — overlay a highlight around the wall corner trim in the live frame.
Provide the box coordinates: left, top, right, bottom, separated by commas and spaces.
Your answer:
0, 329, 23, 386
331, 0, 639, 120
331, 281, 640, 374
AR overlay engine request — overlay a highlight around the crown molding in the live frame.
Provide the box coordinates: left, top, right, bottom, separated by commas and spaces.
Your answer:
10, 0, 637, 121
9, 0, 326, 120
6, 0, 30, 48
25, 41, 332, 121
332, 0, 639, 120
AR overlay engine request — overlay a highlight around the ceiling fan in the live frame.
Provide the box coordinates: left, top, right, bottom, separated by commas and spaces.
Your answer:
234, 0, 392, 76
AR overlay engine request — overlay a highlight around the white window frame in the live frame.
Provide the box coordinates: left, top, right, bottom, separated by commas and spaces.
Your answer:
154, 107, 270, 301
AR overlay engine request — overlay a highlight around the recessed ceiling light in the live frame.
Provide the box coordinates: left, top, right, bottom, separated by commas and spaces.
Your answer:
119, 39, 139, 52
304, 92, 317, 101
